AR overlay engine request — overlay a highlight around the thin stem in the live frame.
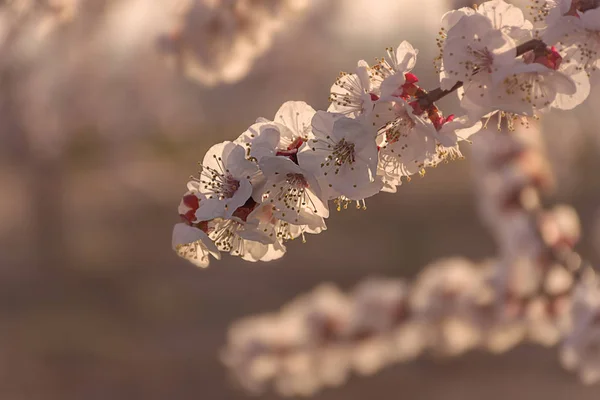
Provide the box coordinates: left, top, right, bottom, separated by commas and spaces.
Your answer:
418, 39, 547, 109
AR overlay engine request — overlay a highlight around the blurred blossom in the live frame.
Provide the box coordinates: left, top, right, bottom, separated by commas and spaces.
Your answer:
594, 208, 600, 260
332, 0, 446, 38
561, 268, 600, 384
541, 112, 585, 190
157, 0, 312, 87
0, 0, 78, 53
471, 123, 581, 351
0, 0, 206, 157
410, 258, 484, 356
222, 256, 585, 396
222, 279, 426, 396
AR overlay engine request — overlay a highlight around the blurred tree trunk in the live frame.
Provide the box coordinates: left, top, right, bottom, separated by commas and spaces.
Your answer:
2, 65, 69, 277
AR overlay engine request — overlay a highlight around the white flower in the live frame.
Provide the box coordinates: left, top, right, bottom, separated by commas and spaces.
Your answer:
255, 156, 329, 225
298, 111, 382, 201
271, 101, 317, 146
440, 7, 475, 32
177, 189, 225, 225
189, 141, 260, 220
328, 61, 379, 118
461, 46, 580, 118
272, 211, 327, 243
374, 41, 418, 81
546, 3, 600, 80
437, 1, 582, 118
475, 0, 534, 42
208, 199, 294, 262
440, 11, 517, 93
441, 1, 533, 41
236, 121, 283, 162
236, 101, 317, 162
371, 99, 440, 191
372, 41, 419, 99
172, 222, 221, 268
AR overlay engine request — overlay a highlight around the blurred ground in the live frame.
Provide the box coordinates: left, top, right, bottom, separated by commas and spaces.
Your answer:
1, 1, 600, 399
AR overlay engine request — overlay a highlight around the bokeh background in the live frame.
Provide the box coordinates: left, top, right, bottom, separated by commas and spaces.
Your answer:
2, 0, 600, 399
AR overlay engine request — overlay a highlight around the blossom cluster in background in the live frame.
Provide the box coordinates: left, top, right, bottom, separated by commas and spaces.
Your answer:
220, 123, 598, 396
157, 0, 311, 86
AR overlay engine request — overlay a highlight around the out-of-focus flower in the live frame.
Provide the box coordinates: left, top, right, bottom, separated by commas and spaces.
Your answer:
221, 252, 585, 395
157, 0, 311, 86
561, 268, 600, 384
222, 278, 423, 396
410, 258, 485, 356
470, 122, 581, 350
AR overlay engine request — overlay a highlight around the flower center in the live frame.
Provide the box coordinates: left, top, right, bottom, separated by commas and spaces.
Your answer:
332, 139, 356, 166
466, 46, 494, 74
285, 173, 309, 188
222, 175, 240, 198
385, 109, 415, 144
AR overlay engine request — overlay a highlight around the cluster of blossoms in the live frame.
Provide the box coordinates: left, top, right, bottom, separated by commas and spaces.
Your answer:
172, 0, 600, 268
167, 0, 600, 395
157, 0, 310, 86
220, 123, 596, 396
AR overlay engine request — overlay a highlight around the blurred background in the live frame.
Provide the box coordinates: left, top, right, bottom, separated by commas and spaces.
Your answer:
1, 0, 600, 399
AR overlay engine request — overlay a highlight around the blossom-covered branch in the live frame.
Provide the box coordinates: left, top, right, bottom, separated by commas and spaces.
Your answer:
169, 0, 600, 395
172, 0, 598, 267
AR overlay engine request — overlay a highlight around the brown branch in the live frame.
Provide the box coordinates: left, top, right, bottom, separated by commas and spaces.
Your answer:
418, 39, 547, 109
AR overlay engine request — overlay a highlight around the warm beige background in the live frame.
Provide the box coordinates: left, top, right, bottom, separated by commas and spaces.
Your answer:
1, 1, 600, 399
